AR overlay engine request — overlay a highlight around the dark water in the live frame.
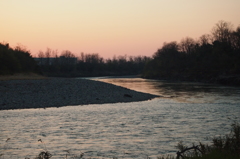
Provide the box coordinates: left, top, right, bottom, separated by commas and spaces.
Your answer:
95, 77, 240, 103
0, 77, 240, 159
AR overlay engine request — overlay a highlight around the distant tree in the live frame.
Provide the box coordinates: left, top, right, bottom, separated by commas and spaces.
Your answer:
15, 43, 28, 52
79, 52, 85, 62
198, 34, 212, 46
0, 43, 20, 74
231, 26, 240, 51
154, 41, 179, 58
212, 20, 233, 44
59, 50, 77, 72
45, 48, 52, 58
14, 44, 38, 72
37, 50, 45, 65
51, 49, 58, 58
0, 42, 39, 75
38, 51, 44, 58
142, 20, 240, 83
61, 50, 75, 58
179, 37, 196, 54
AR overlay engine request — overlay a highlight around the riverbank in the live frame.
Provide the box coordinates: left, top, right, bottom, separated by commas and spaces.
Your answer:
0, 73, 47, 81
0, 78, 159, 110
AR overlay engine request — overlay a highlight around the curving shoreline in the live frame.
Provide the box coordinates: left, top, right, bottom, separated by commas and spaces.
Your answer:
0, 78, 159, 110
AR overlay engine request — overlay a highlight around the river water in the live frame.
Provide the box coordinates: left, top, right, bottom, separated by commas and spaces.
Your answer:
0, 77, 240, 159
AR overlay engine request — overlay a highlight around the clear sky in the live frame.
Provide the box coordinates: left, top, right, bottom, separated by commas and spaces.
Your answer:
1, 0, 240, 58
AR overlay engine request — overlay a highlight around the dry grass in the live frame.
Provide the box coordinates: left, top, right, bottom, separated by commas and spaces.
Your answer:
0, 73, 48, 81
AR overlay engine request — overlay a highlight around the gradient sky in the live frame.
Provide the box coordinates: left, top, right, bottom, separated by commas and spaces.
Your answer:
1, 0, 240, 58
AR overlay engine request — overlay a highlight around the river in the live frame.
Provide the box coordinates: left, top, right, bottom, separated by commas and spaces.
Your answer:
0, 77, 240, 159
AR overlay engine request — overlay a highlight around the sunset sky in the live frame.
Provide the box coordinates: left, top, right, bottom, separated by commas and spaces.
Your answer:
1, 0, 240, 58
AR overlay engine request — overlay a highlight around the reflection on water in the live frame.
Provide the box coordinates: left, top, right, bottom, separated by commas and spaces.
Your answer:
95, 77, 240, 103
0, 77, 240, 159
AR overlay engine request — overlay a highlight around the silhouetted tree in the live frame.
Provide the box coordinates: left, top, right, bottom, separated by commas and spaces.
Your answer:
142, 20, 240, 84
198, 34, 212, 46
0, 42, 40, 75
179, 37, 196, 55
232, 26, 240, 51
212, 20, 233, 45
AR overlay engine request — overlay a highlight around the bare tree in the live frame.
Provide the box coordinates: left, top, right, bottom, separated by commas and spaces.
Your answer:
61, 50, 75, 58
60, 50, 77, 67
45, 48, 52, 58
38, 51, 44, 58
179, 37, 196, 54
15, 43, 29, 52
44, 48, 52, 65
198, 34, 212, 46
51, 49, 58, 58
37, 50, 45, 65
212, 20, 233, 43
231, 26, 240, 50
79, 52, 85, 62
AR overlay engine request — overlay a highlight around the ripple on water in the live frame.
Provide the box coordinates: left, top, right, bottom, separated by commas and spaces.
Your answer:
1, 78, 240, 158
0, 98, 239, 159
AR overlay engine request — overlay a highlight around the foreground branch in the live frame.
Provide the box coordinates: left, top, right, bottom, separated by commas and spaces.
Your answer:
176, 145, 203, 159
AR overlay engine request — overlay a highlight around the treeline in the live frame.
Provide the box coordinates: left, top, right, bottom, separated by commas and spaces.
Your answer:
0, 43, 40, 75
142, 21, 240, 85
36, 49, 150, 77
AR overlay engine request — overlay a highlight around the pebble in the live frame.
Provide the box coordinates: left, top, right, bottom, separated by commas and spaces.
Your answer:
0, 78, 159, 110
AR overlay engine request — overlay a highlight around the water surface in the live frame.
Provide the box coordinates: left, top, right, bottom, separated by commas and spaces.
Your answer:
94, 77, 240, 103
0, 78, 240, 159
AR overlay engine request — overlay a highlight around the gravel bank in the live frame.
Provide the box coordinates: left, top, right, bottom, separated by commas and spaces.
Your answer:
0, 78, 159, 110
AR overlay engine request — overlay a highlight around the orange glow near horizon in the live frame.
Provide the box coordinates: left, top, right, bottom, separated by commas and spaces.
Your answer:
1, 0, 240, 59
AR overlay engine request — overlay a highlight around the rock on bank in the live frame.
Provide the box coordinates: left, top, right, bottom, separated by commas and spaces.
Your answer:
0, 78, 158, 110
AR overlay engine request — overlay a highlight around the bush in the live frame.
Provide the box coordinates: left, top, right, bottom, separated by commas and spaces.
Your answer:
175, 122, 240, 159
